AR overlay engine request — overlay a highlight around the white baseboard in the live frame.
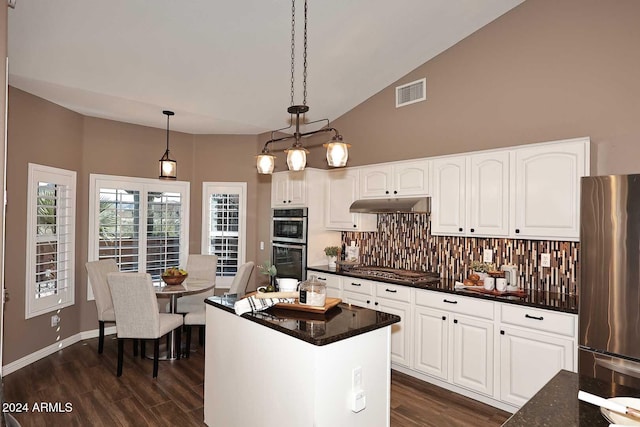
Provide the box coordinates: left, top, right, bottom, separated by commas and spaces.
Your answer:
2, 326, 117, 376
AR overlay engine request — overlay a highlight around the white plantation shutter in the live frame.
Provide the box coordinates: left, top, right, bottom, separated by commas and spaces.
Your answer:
88, 175, 189, 298
202, 183, 246, 287
26, 164, 76, 318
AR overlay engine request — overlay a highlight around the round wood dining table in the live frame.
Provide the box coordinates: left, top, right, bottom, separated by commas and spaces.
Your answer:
153, 278, 215, 360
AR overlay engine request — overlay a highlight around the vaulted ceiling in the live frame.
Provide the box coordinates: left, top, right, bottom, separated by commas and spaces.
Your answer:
8, 0, 524, 134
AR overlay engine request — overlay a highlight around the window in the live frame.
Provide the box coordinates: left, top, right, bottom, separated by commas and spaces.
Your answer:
25, 164, 77, 318
88, 174, 190, 297
202, 183, 246, 287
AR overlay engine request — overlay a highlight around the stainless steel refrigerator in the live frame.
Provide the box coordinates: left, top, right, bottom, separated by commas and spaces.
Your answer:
579, 174, 640, 388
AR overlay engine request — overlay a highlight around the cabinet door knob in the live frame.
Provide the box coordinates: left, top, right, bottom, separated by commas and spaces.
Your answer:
385, 190, 389, 194
453, 319, 458, 324
353, 224, 357, 228
470, 228, 475, 233
374, 302, 379, 306
515, 229, 520, 234
442, 316, 446, 321
500, 330, 505, 335
366, 300, 371, 304
458, 227, 463, 232
393, 190, 398, 194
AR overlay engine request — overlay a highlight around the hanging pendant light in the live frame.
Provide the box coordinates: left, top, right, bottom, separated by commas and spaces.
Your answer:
324, 134, 351, 167
255, 0, 351, 174
159, 110, 177, 180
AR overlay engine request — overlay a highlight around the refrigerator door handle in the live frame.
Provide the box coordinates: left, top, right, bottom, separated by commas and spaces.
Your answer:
594, 354, 640, 379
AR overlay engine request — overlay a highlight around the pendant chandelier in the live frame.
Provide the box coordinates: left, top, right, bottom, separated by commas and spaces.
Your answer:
159, 110, 177, 180
256, 0, 351, 174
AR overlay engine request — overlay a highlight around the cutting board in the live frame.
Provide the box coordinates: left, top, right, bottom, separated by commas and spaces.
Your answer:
246, 292, 342, 313
274, 297, 342, 313
462, 287, 527, 298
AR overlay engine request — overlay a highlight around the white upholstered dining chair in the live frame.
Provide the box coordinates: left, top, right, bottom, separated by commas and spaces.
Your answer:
107, 272, 184, 378
228, 261, 255, 296
175, 254, 218, 313
85, 259, 119, 354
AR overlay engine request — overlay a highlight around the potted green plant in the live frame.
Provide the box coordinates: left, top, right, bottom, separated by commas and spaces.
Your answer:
258, 260, 277, 291
324, 246, 341, 269
469, 261, 494, 279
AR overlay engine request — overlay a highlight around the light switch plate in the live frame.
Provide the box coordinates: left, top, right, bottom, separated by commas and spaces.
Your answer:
483, 249, 493, 263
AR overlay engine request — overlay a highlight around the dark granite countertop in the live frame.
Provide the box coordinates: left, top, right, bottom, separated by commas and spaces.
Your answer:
503, 369, 640, 426
205, 295, 400, 346
308, 265, 578, 314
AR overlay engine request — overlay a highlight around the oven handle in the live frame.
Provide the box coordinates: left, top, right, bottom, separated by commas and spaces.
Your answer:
272, 242, 306, 249
273, 217, 306, 222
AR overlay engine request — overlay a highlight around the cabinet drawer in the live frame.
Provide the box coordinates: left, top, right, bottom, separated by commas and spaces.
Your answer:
376, 282, 411, 303
415, 290, 494, 320
343, 278, 374, 295
500, 304, 576, 338
313, 273, 341, 290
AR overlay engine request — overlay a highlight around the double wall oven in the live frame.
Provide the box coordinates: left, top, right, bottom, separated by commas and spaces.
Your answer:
271, 208, 307, 281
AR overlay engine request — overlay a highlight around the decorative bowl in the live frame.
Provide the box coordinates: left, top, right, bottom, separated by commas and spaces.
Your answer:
161, 273, 188, 286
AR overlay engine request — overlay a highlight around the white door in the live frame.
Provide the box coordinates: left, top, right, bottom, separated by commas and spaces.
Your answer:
431, 156, 466, 235
468, 151, 510, 237
376, 299, 411, 368
271, 172, 289, 207
287, 171, 307, 206
359, 165, 392, 198
451, 315, 494, 396
512, 139, 586, 240
414, 306, 449, 380
393, 160, 430, 197
500, 327, 574, 407
325, 169, 359, 230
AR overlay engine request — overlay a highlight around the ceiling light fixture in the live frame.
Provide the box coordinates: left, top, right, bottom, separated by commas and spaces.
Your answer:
256, 0, 351, 174
159, 110, 177, 180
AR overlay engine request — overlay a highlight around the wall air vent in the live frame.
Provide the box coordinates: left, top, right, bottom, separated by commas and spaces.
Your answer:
395, 78, 426, 108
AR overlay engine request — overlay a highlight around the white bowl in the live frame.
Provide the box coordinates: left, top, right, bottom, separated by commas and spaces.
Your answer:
277, 278, 300, 292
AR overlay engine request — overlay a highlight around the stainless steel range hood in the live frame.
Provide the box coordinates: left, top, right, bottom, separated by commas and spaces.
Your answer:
349, 197, 430, 214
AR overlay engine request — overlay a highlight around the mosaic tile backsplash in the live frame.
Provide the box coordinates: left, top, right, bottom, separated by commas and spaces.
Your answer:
342, 213, 579, 295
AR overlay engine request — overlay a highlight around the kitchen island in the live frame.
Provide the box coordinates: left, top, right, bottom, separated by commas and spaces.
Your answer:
203, 295, 400, 427
503, 369, 640, 426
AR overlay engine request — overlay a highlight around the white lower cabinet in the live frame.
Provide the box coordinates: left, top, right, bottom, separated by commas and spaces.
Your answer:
413, 290, 494, 397
452, 314, 494, 396
498, 305, 576, 407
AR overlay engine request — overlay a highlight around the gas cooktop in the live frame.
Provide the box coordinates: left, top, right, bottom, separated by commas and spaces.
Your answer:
343, 266, 440, 286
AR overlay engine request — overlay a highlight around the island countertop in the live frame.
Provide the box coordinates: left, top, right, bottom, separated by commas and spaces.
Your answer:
205, 295, 400, 346
503, 369, 640, 426
307, 265, 578, 314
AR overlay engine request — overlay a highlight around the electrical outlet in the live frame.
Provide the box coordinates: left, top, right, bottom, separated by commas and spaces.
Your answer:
260, 241, 264, 251
483, 249, 493, 263
51, 314, 60, 327
541, 253, 551, 267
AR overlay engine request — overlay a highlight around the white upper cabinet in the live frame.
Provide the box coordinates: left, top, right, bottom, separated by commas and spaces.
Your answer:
432, 137, 589, 240
325, 169, 377, 231
431, 156, 466, 235
511, 137, 589, 241
359, 160, 430, 199
271, 171, 307, 207
468, 151, 510, 237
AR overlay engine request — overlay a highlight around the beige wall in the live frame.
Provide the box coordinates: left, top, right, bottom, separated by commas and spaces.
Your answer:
4, 88, 84, 364
1, 3, 8, 369
330, 0, 640, 176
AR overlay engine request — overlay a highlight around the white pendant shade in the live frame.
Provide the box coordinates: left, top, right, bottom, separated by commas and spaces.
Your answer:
325, 141, 350, 167
286, 147, 307, 171
256, 153, 276, 174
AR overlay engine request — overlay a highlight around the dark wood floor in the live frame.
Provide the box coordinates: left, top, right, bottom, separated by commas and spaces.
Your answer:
3, 334, 511, 426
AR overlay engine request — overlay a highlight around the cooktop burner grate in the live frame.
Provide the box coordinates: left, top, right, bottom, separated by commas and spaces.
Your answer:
345, 267, 440, 285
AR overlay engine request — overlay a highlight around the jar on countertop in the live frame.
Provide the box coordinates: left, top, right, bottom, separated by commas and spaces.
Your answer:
299, 275, 326, 307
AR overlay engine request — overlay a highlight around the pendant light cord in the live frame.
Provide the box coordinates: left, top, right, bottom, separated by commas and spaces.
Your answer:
166, 114, 170, 152
289, 0, 308, 108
